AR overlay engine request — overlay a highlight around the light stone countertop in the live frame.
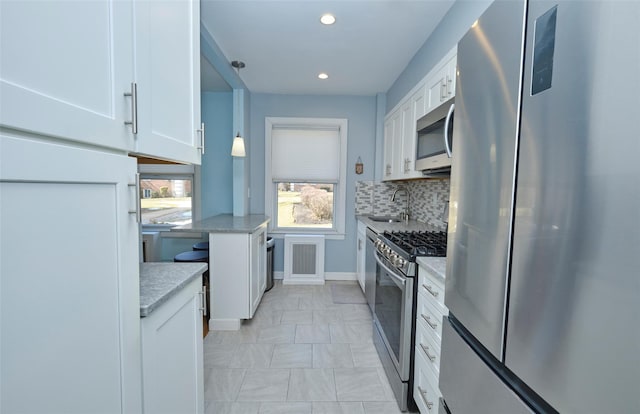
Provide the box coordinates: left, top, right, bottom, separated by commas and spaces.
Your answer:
171, 214, 270, 234
416, 256, 447, 283
140, 262, 208, 317
356, 215, 444, 234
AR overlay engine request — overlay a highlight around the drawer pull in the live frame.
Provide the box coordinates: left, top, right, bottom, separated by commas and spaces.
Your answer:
421, 313, 438, 329
418, 386, 434, 410
422, 283, 439, 298
420, 343, 437, 362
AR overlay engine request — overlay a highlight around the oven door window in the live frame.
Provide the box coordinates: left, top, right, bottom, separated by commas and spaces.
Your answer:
374, 263, 404, 362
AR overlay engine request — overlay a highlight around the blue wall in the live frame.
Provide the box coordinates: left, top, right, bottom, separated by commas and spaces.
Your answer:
249, 94, 377, 273
159, 91, 234, 261
386, 0, 492, 112
201, 92, 234, 217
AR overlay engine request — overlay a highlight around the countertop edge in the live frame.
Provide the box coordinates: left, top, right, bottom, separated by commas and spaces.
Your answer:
416, 256, 447, 283
171, 214, 270, 234
140, 262, 208, 317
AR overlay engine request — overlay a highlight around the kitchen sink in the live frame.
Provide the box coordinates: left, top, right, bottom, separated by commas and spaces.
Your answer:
368, 216, 402, 223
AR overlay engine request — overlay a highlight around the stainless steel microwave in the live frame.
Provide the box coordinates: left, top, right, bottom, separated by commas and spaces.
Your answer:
415, 97, 454, 171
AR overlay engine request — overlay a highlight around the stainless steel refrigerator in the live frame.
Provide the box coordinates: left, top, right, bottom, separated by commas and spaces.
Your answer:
440, 1, 640, 412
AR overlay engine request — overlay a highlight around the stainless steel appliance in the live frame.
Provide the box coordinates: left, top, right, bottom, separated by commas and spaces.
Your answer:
364, 228, 378, 312
441, 1, 640, 413
372, 230, 447, 412
415, 97, 454, 172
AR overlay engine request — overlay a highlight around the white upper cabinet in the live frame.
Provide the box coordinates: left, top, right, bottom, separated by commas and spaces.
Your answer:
382, 47, 456, 181
133, 0, 202, 165
383, 86, 426, 181
402, 87, 427, 179
0, 1, 134, 151
0, 0, 202, 164
427, 52, 456, 112
383, 110, 400, 179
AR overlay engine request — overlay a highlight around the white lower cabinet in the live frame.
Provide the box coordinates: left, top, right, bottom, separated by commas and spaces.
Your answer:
141, 276, 204, 414
0, 133, 142, 413
414, 347, 442, 414
210, 224, 267, 329
414, 264, 448, 414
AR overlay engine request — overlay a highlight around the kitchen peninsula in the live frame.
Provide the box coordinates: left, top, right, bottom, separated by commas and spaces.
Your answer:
173, 214, 271, 331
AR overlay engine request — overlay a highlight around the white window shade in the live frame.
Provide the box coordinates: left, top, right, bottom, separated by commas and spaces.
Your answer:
271, 127, 340, 182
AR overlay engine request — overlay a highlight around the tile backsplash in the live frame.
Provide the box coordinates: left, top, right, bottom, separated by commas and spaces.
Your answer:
355, 178, 450, 230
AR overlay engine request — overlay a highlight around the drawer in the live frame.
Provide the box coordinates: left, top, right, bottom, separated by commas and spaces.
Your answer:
417, 291, 445, 342
416, 316, 442, 376
418, 266, 446, 311
414, 344, 441, 414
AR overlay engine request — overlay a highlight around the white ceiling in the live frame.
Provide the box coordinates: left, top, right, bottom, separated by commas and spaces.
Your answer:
200, 0, 455, 96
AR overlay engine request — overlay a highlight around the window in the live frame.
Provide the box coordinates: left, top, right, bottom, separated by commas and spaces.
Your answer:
265, 117, 348, 238
276, 182, 334, 229
138, 164, 196, 227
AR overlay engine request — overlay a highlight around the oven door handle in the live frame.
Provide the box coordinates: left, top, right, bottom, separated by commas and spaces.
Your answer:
374, 252, 406, 287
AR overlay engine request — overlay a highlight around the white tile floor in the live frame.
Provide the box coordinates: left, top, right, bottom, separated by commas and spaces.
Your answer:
204, 280, 405, 414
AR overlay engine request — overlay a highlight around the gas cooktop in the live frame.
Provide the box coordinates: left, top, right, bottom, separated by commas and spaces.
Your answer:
380, 230, 447, 259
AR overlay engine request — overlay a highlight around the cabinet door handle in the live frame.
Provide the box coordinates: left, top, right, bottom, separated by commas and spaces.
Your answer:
417, 386, 434, 410
124, 82, 138, 134
198, 288, 206, 314
422, 283, 439, 298
421, 313, 438, 329
197, 122, 205, 154
127, 173, 140, 223
420, 343, 437, 362
446, 75, 453, 96
440, 79, 446, 101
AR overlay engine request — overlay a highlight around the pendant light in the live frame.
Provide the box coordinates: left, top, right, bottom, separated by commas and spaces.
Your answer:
230, 60, 247, 157
231, 132, 246, 157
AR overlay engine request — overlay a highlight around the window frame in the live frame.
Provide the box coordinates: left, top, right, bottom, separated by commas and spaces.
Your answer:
138, 163, 200, 235
265, 117, 348, 239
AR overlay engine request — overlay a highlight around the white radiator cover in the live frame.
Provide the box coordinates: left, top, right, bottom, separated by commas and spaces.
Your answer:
283, 234, 325, 285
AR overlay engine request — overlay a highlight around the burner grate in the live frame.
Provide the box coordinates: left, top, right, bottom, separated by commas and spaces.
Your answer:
383, 230, 447, 258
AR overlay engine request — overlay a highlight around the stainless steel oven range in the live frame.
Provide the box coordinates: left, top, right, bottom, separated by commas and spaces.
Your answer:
372, 230, 446, 412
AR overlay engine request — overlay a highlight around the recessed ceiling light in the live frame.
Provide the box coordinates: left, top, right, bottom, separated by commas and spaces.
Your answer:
318, 73, 329, 80
320, 14, 336, 25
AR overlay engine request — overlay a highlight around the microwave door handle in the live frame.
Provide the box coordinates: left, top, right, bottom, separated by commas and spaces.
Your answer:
444, 103, 454, 158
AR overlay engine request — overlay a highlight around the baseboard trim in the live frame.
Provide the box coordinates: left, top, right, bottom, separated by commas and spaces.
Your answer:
209, 318, 241, 331
274, 271, 356, 282
325, 272, 357, 281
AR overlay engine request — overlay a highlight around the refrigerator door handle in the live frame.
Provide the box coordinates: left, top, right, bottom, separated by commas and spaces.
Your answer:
444, 103, 454, 158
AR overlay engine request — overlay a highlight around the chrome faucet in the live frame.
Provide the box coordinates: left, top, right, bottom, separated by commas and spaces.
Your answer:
390, 187, 410, 222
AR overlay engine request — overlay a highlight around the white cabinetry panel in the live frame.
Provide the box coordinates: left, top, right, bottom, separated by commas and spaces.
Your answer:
382, 47, 456, 181
414, 263, 448, 414
0, 134, 141, 413
134, 0, 202, 164
0, 1, 134, 151
210, 225, 267, 329
141, 276, 204, 414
